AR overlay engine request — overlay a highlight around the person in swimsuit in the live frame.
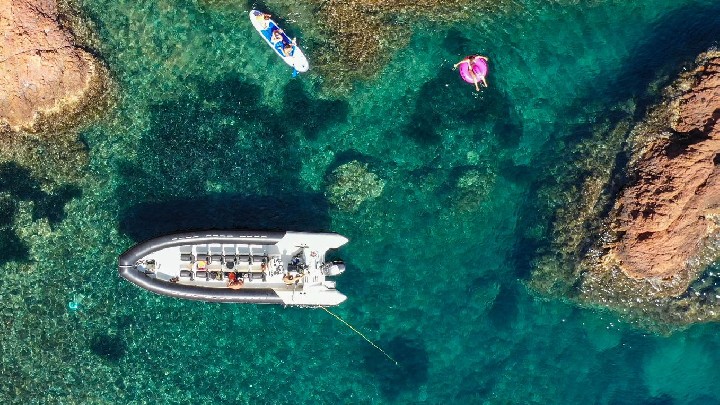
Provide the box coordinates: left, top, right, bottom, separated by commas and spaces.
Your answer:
227, 272, 244, 289
256, 12, 272, 29
282, 42, 295, 57
258, 13, 279, 39
453, 55, 489, 91
270, 28, 284, 43
271, 29, 295, 57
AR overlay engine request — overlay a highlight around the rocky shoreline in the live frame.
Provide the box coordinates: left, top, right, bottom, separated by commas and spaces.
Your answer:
533, 50, 720, 328
0, 0, 111, 185
604, 52, 720, 293
0, 0, 108, 133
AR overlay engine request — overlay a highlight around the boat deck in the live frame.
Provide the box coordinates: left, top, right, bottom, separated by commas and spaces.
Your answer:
136, 242, 331, 291
119, 231, 348, 306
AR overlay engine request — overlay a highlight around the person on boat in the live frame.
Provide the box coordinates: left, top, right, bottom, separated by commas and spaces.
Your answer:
270, 28, 284, 44
227, 272, 244, 289
258, 13, 279, 38
282, 42, 295, 57
256, 12, 272, 29
270, 27, 295, 57
453, 55, 489, 91
283, 272, 301, 285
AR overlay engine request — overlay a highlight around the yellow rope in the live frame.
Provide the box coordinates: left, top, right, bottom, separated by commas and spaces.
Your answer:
320, 306, 399, 366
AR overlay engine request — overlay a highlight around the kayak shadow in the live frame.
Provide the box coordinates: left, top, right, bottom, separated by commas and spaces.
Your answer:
118, 192, 331, 243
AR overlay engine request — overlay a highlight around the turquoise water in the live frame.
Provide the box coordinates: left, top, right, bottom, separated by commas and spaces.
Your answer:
3, 0, 720, 403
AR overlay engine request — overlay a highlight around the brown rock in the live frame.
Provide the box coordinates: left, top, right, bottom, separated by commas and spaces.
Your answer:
0, 0, 100, 131
609, 54, 720, 283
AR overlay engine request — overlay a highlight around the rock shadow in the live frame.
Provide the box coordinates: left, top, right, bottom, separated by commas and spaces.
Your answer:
487, 283, 520, 330
498, 159, 536, 187
363, 336, 429, 400
0, 163, 81, 264
31, 184, 82, 223
597, 2, 720, 110
442, 28, 473, 57
282, 80, 349, 140
90, 332, 126, 362
401, 61, 522, 148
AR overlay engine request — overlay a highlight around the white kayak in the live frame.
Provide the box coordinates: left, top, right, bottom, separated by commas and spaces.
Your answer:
249, 10, 309, 74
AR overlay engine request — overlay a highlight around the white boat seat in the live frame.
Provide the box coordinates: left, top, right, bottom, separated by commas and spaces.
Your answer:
195, 270, 208, 279
196, 254, 209, 262
211, 254, 223, 263
180, 253, 193, 262
179, 270, 192, 278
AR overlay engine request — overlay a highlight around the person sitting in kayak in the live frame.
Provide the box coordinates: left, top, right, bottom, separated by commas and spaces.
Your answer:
256, 12, 272, 29
270, 28, 284, 44
282, 42, 296, 57
270, 28, 296, 57
257, 12, 278, 37
454, 55, 489, 90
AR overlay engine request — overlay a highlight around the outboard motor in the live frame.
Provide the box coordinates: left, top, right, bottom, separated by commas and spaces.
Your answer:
322, 260, 346, 276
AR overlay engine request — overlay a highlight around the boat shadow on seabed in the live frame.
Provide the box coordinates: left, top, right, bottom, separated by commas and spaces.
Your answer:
118, 192, 331, 243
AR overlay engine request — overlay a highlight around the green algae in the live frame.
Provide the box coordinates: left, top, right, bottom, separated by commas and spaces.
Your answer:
326, 161, 385, 212
451, 167, 496, 213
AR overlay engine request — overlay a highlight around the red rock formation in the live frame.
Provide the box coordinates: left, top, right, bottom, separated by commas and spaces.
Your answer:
0, 0, 100, 131
610, 54, 720, 282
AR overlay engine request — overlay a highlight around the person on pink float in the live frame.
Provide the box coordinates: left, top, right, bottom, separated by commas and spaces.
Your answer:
453, 55, 489, 91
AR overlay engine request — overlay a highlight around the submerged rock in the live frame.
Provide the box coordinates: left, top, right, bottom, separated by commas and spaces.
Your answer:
300, 0, 502, 87
0, 0, 107, 132
326, 161, 385, 211
451, 167, 495, 212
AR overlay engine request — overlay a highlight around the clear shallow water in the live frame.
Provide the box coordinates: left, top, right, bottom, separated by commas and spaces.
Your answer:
3, 0, 720, 403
